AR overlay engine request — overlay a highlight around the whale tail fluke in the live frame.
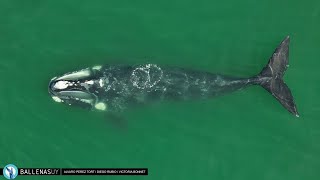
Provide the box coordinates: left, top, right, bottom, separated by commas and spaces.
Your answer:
256, 36, 299, 117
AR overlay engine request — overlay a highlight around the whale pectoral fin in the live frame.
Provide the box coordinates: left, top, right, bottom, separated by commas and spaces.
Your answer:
104, 112, 128, 131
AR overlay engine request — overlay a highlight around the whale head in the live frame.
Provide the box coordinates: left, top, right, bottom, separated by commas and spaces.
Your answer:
48, 66, 107, 111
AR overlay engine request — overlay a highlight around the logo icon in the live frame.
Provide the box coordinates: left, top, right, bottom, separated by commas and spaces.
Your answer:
3, 164, 18, 179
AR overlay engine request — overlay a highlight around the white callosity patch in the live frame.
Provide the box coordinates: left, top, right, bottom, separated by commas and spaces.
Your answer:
56, 69, 91, 81
99, 79, 104, 87
95, 102, 107, 111
52, 96, 63, 103
85, 80, 94, 85
92, 65, 102, 70
80, 99, 93, 105
54, 81, 71, 90
80, 80, 95, 91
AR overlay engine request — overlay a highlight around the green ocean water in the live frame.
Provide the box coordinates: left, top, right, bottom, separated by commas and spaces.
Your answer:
1, 0, 320, 179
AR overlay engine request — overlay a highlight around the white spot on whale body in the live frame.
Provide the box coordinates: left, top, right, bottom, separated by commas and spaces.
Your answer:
80, 99, 93, 104
54, 81, 70, 90
92, 65, 102, 70
52, 96, 63, 103
85, 80, 94, 85
99, 79, 104, 87
95, 102, 107, 111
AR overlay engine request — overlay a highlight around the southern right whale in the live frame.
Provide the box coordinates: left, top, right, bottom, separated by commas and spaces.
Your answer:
48, 36, 299, 117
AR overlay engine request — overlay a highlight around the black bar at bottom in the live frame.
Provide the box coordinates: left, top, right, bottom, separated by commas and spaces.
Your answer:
1, 168, 148, 176
62, 168, 148, 175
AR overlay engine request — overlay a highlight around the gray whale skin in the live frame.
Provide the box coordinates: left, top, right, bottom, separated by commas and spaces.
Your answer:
49, 36, 299, 117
